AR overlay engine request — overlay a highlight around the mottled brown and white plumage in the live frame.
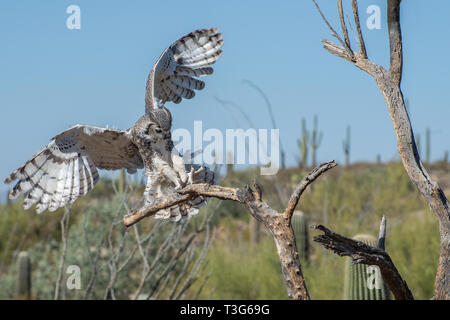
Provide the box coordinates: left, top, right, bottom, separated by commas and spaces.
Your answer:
4, 28, 223, 220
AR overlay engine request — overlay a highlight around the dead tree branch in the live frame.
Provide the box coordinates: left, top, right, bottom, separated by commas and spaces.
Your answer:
285, 161, 337, 221
313, 0, 450, 299
351, 0, 366, 58
313, 224, 414, 300
124, 160, 336, 300
337, 0, 351, 50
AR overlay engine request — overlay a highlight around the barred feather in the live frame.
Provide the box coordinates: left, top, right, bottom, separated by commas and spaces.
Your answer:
60, 159, 75, 208
166, 81, 195, 99
48, 160, 69, 211
145, 27, 224, 111
174, 66, 213, 77
4, 125, 142, 214
168, 75, 205, 91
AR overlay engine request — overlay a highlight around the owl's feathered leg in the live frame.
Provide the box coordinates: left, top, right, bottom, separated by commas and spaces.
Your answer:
151, 157, 182, 189
143, 172, 158, 207
171, 152, 188, 187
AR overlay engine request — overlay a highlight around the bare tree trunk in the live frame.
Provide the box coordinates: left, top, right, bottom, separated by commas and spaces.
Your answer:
124, 161, 337, 300
313, 0, 450, 299
262, 214, 307, 299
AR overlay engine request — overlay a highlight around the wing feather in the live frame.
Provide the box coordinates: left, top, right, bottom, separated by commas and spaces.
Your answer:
145, 28, 224, 111
166, 80, 195, 100
4, 125, 143, 213
48, 160, 69, 211
168, 75, 205, 91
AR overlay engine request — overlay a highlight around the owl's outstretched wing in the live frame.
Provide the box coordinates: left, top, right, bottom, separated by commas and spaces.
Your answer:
145, 28, 224, 111
4, 125, 143, 213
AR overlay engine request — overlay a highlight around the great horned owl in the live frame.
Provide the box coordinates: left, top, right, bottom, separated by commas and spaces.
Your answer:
4, 28, 223, 221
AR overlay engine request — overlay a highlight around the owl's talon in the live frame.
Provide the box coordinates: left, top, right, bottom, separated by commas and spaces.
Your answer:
186, 167, 195, 184
175, 176, 189, 190
174, 183, 183, 190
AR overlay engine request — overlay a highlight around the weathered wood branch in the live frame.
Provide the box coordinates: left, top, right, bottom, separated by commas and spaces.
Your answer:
284, 160, 337, 220
124, 161, 337, 300
313, 224, 414, 300
313, 0, 354, 59
337, 0, 351, 50
351, 0, 367, 58
124, 194, 192, 227
312, 0, 346, 49
387, 0, 403, 85
314, 0, 450, 299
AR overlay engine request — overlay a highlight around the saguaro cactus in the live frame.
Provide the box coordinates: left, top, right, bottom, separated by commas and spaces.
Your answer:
343, 234, 390, 300
291, 211, 309, 264
342, 125, 351, 166
310, 115, 323, 168
425, 127, 431, 163
16, 251, 31, 299
297, 118, 309, 169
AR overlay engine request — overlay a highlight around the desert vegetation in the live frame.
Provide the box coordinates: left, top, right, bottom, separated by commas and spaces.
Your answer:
0, 160, 447, 299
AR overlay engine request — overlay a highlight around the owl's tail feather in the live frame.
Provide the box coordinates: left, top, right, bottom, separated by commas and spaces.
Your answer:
154, 205, 200, 222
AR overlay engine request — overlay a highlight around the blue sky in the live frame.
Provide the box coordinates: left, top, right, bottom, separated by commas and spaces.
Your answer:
0, 0, 449, 197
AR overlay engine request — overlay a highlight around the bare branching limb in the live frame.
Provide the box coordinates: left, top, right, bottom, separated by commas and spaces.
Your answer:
124, 185, 238, 228
54, 207, 71, 300
387, 0, 403, 85
147, 225, 196, 298
167, 245, 195, 300
337, 0, 351, 50
83, 237, 105, 299
312, 224, 414, 300
313, 0, 450, 299
72, 176, 216, 300
284, 161, 337, 221
215, 96, 256, 128
174, 227, 215, 300
351, 0, 367, 58
312, 0, 346, 49
242, 80, 277, 132
132, 223, 177, 299
124, 161, 336, 300
193, 270, 212, 300
242, 79, 286, 169
103, 227, 129, 300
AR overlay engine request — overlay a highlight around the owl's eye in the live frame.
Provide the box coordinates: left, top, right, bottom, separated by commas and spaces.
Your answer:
154, 127, 162, 133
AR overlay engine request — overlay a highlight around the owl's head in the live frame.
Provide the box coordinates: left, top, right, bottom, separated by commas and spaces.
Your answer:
132, 108, 173, 146
149, 107, 172, 132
